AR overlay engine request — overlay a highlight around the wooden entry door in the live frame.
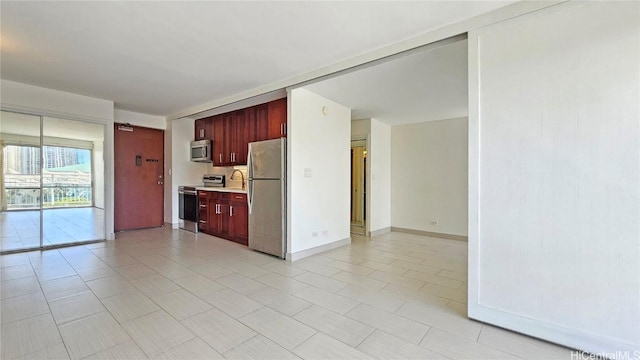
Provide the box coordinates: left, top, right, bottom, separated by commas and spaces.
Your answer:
114, 124, 164, 231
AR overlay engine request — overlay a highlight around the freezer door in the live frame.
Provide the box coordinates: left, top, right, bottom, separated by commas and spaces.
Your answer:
248, 179, 285, 258
248, 138, 284, 180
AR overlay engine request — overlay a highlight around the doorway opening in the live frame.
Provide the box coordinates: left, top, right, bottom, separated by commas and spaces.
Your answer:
350, 139, 366, 235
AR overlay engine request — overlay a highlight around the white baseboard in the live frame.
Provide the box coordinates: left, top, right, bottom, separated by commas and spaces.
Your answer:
286, 237, 351, 262
165, 222, 180, 229
370, 227, 391, 237
391, 227, 468, 241
469, 303, 639, 357
106, 233, 115, 240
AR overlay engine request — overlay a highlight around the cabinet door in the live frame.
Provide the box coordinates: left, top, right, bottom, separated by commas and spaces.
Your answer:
222, 113, 235, 165
255, 103, 269, 141
267, 98, 287, 139
232, 110, 246, 166
198, 192, 209, 233
195, 119, 207, 140
212, 115, 225, 166
245, 106, 258, 145
229, 194, 248, 245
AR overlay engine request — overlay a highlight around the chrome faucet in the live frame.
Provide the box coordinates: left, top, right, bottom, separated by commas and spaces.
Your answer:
231, 169, 246, 189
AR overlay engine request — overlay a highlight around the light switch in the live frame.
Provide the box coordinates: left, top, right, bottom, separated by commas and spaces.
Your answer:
304, 168, 312, 178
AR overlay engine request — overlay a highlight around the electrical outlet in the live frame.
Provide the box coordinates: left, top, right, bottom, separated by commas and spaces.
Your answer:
322, 230, 329, 237
312, 231, 318, 238
430, 220, 439, 226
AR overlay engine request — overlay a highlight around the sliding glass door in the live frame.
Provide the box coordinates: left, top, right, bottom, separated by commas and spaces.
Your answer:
0, 110, 105, 252
0, 111, 42, 251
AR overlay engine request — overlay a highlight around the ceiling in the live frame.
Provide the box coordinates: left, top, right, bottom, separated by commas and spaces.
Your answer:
0, 111, 104, 142
1, 1, 514, 118
304, 39, 468, 126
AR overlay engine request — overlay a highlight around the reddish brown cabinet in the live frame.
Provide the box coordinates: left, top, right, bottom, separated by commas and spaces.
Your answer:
228, 193, 248, 245
195, 97, 286, 166
198, 190, 247, 245
267, 98, 287, 138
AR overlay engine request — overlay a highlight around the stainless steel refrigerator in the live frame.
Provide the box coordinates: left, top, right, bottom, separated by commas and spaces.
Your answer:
247, 138, 286, 259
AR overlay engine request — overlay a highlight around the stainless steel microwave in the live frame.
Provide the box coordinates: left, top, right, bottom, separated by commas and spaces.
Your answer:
190, 140, 212, 162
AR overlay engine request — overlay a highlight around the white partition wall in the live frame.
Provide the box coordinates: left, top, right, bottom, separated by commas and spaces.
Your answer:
468, 1, 640, 355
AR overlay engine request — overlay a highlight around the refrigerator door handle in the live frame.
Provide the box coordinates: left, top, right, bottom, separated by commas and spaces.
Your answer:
247, 179, 254, 214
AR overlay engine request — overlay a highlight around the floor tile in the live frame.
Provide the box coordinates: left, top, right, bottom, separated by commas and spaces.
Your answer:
49, 291, 106, 325
1, 313, 62, 359
260, 260, 307, 277
220, 261, 270, 279
248, 286, 312, 316
293, 286, 359, 314
83, 340, 147, 359
19, 343, 70, 360
293, 332, 373, 360
359, 260, 407, 275
0, 290, 50, 324
254, 272, 309, 293
85, 276, 137, 299
189, 263, 234, 280
223, 335, 300, 360
41, 275, 90, 301
420, 328, 519, 359
114, 263, 158, 281
200, 288, 262, 318
370, 271, 425, 290
402, 270, 463, 289
327, 260, 373, 276
477, 325, 573, 359
1, 264, 35, 281
336, 284, 405, 313
58, 312, 129, 360
101, 291, 161, 322
152, 289, 212, 320
357, 330, 447, 359
331, 271, 388, 291
293, 305, 374, 347
437, 269, 467, 282
153, 337, 224, 360
130, 274, 181, 297
345, 303, 430, 345
0, 276, 40, 300
172, 273, 225, 297
293, 272, 348, 293
215, 273, 266, 295
182, 308, 256, 354
238, 307, 316, 350
396, 301, 482, 341
121, 310, 194, 357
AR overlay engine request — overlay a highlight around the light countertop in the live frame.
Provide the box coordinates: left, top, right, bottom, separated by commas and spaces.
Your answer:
196, 186, 247, 194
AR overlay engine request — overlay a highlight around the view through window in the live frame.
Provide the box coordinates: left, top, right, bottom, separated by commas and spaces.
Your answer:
3, 145, 92, 210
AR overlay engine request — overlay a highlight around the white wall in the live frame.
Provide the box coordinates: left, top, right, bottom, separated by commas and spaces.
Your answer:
0, 79, 116, 239
93, 140, 105, 209
288, 88, 351, 259
166, 117, 209, 225
370, 118, 391, 233
391, 117, 468, 237
115, 109, 166, 130
469, 1, 640, 355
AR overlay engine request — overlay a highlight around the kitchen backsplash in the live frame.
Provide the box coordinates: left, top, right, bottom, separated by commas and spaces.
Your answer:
210, 166, 247, 188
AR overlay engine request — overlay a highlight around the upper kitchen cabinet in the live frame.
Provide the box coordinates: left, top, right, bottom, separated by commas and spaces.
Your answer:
212, 115, 225, 166
255, 103, 269, 141
267, 98, 287, 138
195, 118, 208, 140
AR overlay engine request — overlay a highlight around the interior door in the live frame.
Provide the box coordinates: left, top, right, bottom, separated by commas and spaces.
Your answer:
114, 124, 164, 231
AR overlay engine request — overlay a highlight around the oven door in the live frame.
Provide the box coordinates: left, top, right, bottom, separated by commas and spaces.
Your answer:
179, 188, 198, 232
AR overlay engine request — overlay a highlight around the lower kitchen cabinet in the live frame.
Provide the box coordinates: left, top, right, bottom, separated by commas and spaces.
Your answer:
198, 190, 248, 246
228, 193, 248, 245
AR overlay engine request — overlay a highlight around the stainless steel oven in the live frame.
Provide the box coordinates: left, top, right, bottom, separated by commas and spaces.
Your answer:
178, 186, 198, 232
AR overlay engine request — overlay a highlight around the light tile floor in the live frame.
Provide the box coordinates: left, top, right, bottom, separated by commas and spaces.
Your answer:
1, 208, 105, 252
0, 228, 575, 359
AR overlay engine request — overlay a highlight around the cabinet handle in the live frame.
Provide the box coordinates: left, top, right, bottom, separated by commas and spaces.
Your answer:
199, 220, 206, 224
216, 204, 220, 214
199, 204, 206, 208
199, 129, 204, 138
280, 123, 283, 135
230, 205, 233, 217
219, 154, 222, 163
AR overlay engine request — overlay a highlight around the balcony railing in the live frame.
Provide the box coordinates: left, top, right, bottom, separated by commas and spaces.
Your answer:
4, 186, 92, 210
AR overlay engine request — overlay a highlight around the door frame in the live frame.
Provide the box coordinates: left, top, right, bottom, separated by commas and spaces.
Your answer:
350, 137, 368, 236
